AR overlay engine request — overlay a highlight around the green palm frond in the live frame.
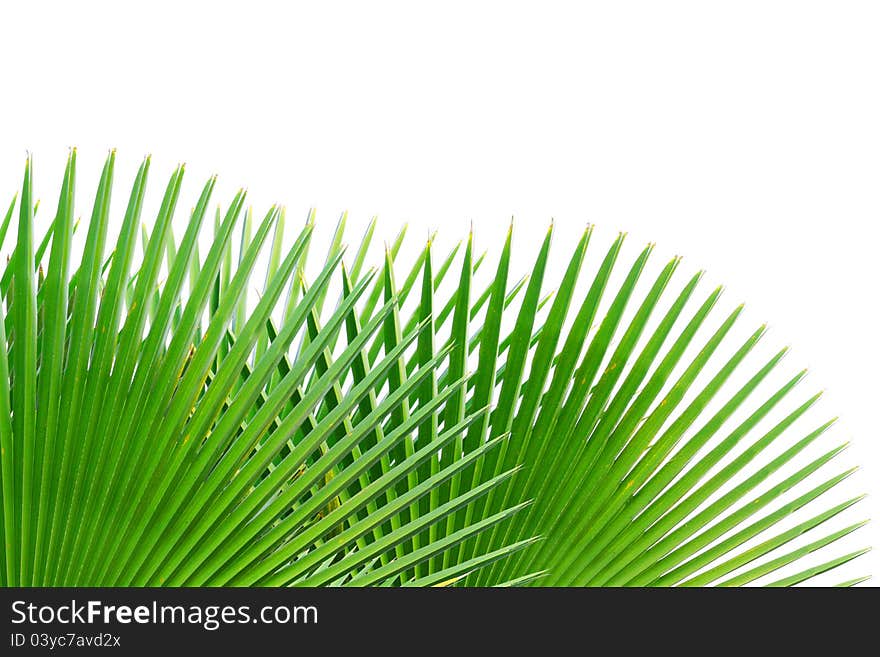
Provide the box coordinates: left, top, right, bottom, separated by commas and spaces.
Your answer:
0, 152, 520, 587
381, 224, 870, 587
0, 151, 869, 587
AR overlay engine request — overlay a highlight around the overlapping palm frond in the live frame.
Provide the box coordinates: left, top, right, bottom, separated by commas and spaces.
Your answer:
409, 225, 870, 587
0, 152, 528, 587
0, 151, 869, 586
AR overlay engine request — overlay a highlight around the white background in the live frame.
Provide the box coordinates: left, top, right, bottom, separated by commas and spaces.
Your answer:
1, 1, 878, 582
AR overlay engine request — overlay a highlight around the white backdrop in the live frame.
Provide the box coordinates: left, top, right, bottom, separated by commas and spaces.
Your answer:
1, 1, 877, 583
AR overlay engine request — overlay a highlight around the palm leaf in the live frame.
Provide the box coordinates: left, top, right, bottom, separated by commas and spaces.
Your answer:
0, 152, 868, 587
0, 153, 523, 586
354, 219, 867, 586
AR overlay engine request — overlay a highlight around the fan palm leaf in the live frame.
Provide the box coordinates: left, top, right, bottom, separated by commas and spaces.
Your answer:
343, 210, 869, 587
0, 150, 869, 587
0, 152, 526, 587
